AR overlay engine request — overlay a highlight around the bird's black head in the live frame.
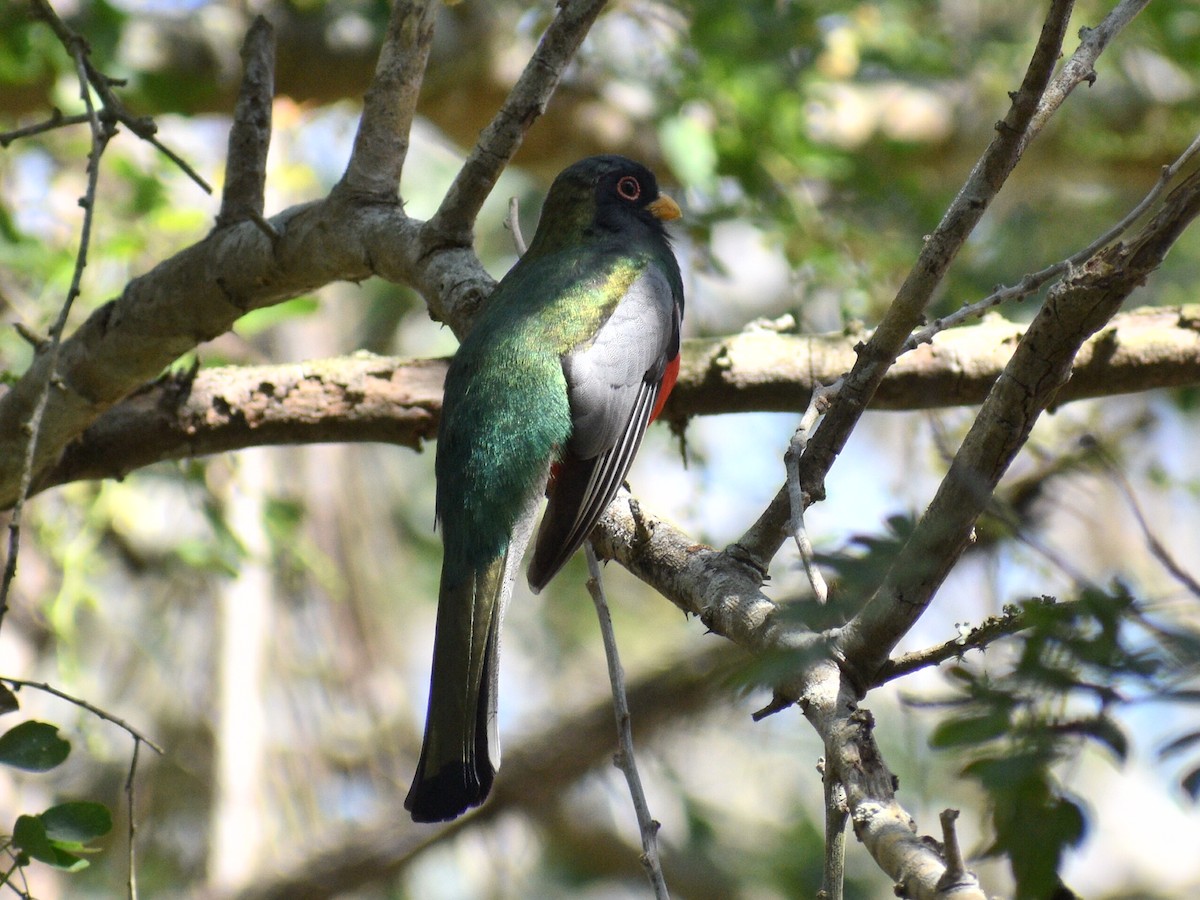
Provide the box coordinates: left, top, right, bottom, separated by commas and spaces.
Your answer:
531, 155, 681, 252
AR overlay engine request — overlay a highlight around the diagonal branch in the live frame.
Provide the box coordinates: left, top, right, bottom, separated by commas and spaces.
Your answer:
28, 0, 212, 193
335, 0, 439, 200
837, 166, 1200, 685
0, 200, 493, 510
1, 12, 115, 630
733, 0, 1076, 570
1023, 0, 1152, 151
423, 0, 610, 248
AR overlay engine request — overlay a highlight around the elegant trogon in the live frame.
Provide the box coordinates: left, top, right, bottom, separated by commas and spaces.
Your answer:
405, 155, 684, 823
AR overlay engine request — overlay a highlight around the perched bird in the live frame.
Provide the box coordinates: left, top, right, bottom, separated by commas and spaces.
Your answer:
405, 155, 684, 823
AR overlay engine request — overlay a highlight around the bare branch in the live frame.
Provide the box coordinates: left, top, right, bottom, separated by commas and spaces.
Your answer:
125, 738, 143, 900
0, 198, 496, 509
216, 17, 276, 230
1, 18, 114, 631
18, 303, 1200, 502
0, 109, 90, 146
935, 809, 975, 893
873, 598, 1059, 686
819, 762, 847, 900
28, 0, 213, 193
838, 166, 1200, 683
733, 0, 1078, 572
786, 379, 841, 603
336, 0, 439, 199
584, 544, 669, 899
31, 355, 446, 495
424, 0, 609, 245
906, 131, 1200, 349
1, 677, 163, 754
1023, 0, 1153, 152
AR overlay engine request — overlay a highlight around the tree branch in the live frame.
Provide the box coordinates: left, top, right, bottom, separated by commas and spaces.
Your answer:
423, 0, 610, 246
215, 17, 276, 231
1023, 0, 1152, 151
733, 0, 1077, 572
837, 166, 1200, 684
335, 0, 439, 200
0, 199, 494, 509
17, 303, 1200, 501
30, 355, 446, 494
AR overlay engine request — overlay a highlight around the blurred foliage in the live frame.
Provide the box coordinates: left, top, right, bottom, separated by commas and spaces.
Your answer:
2, 0, 1200, 898
916, 586, 1200, 897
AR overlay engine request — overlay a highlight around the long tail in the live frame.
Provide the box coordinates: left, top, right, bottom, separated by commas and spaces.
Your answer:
405, 498, 540, 823
404, 560, 506, 822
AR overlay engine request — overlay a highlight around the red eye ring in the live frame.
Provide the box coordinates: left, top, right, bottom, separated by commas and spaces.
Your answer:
616, 175, 642, 201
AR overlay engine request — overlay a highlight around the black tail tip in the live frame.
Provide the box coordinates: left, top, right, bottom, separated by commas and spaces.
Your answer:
405, 764, 494, 824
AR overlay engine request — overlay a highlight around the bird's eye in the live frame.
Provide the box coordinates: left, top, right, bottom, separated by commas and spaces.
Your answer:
616, 175, 642, 201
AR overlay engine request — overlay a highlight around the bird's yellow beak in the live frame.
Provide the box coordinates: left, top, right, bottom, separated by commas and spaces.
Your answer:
647, 193, 682, 222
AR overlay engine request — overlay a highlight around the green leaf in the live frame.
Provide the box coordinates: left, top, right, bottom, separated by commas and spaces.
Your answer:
11, 813, 89, 871
0, 683, 18, 716
41, 802, 112, 844
0, 721, 70, 771
12, 814, 54, 863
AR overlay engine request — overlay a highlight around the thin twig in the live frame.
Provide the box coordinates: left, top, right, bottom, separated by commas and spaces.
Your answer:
506, 196, 528, 255
0, 110, 91, 146
905, 131, 1200, 350
27, 0, 212, 194
0, 31, 113, 634
1097, 447, 1200, 601
0, 678, 164, 754
584, 542, 670, 900
873, 599, 1061, 686
125, 738, 142, 900
935, 809, 973, 892
786, 378, 841, 602
1023, 0, 1153, 152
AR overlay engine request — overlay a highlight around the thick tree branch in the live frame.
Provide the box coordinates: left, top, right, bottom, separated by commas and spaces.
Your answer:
837, 166, 1200, 684
734, 0, 1076, 571
424, 0, 610, 247
20, 304, 1200, 499
335, 0, 439, 200
31, 355, 446, 494
0, 200, 494, 510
